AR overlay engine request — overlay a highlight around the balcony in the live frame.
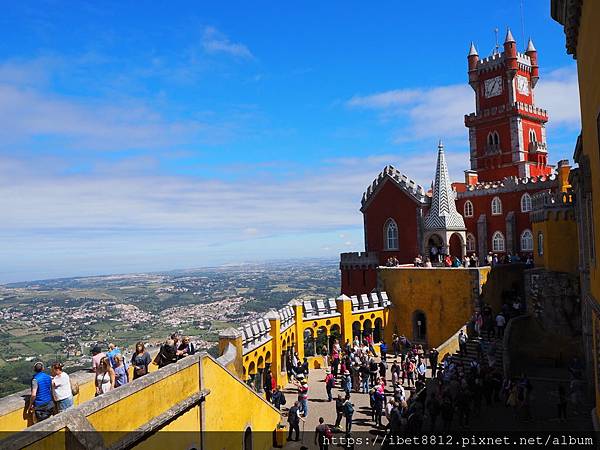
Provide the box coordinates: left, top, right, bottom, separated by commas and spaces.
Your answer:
530, 190, 575, 222
528, 141, 547, 153
485, 143, 502, 155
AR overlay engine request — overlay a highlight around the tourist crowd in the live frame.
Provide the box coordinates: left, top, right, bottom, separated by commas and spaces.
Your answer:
27, 334, 197, 423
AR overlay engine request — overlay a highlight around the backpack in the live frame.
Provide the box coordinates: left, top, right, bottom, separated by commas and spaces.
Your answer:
344, 401, 354, 415
324, 426, 333, 439
280, 392, 287, 406
326, 375, 335, 388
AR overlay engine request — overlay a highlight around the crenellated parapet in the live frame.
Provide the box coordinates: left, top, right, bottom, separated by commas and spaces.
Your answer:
458, 173, 557, 198
350, 291, 390, 312
238, 317, 272, 354
303, 297, 340, 319
220, 291, 391, 386
530, 190, 575, 222
361, 165, 427, 211
340, 251, 380, 269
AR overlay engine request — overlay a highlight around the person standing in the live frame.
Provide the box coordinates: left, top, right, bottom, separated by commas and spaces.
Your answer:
324, 369, 335, 401
271, 385, 285, 410
177, 336, 195, 359
295, 377, 309, 417
106, 343, 122, 369
287, 401, 302, 442
379, 340, 388, 362
315, 417, 331, 450
28, 362, 54, 422
113, 354, 129, 387
458, 330, 468, 356
495, 313, 506, 338
91, 345, 106, 374
95, 357, 115, 396
131, 342, 151, 379
51, 362, 73, 412
334, 394, 345, 429
429, 348, 439, 378
343, 396, 354, 433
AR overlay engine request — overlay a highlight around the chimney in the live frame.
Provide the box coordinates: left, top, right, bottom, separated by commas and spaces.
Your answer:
464, 170, 478, 186
557, 160, 571, 193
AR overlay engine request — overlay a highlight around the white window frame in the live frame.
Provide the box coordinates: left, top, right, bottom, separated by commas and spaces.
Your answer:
492, 231, 505, 252
520, 193, 532, 213
466, 233, 476, 252
384, 219, 399, 251
529, 129, 537, 142
520, 229, 533, 252
491, 196, 502, 216
464, 200, 474, 218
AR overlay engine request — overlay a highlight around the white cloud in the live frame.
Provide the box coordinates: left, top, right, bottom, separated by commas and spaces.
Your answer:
535, 66, 580, 128
202, 26, 254, 60
346, 65, 580, 142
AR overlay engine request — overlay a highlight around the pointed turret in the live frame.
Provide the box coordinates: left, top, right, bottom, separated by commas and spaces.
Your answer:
526, 38, 539, 88
468, 42, 478, 57
504, 28, 516, 43
424, 141, 466, 231
504, 27, 517, 72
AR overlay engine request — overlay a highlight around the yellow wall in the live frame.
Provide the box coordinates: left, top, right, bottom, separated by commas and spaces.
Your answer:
533, 211, 579, 274
379, 267, 479, 348
575, 0, 600, 422
202, 356, 281, 450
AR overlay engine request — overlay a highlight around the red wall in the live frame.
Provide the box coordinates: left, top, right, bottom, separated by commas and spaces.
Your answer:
456, 188, 545, 255
363, 180, 421, 264
341, 267, 378, 297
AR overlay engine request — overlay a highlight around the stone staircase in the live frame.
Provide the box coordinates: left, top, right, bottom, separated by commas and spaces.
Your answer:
450, 335, 504, 372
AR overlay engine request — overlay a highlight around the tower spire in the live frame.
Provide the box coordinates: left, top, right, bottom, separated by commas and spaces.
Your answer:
468, 42, 478, 56
505, 27, 516, 44
424, 142, 466, 231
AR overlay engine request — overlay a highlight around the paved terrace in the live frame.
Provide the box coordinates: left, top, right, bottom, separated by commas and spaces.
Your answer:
279, 356, 593, 449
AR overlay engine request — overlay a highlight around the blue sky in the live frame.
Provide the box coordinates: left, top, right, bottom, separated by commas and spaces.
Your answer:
0, 1, 580, 283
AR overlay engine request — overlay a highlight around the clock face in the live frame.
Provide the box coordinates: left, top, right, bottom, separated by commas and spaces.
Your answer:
517, 75, 530, 95
484, 76, 503, 98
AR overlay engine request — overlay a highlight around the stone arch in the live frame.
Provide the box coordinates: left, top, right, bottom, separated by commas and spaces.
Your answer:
248, 361, 256, 375
329, 324, 341, 352
412, 310, 427, 342
374, 317, 383, 343
316, 326, 328, 356
243, 427, 253, 450
303, 328, 315, 357
257, 355, 264, 369
449, 232, 464, 259
363, 319, 373, 342
265, 351, 272, 364
426, 233, 444, 262
352, 321, 361, 341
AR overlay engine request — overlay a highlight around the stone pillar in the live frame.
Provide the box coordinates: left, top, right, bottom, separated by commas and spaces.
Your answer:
218, 328, 244, 379
336, 294, 354, 345
290, 300, 305, 360
266, 310, 282, 388
477, 214, 488, 258
505, 211, 516, 254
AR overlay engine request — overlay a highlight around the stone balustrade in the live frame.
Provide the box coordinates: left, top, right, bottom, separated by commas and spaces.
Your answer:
238, 317, 272, 354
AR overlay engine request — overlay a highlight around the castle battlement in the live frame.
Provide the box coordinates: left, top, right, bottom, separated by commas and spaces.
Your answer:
361, 165, 426, 210
458, 173, 558, 198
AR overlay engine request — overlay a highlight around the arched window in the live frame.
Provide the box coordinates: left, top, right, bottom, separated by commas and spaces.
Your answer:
487, 131, 500, 146
491, 196, 502, 215
466, 233, 476, 252
464, 200, 474, 218
520, 229, 533, 251
384, 219, 399, 250
520, 193, 532, 212
492, 231, 505, 252
529, 129, 537, 142
537, 231, 544, 256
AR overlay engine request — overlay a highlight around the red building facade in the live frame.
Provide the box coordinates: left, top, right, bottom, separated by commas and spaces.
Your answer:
340, 31, 570, 296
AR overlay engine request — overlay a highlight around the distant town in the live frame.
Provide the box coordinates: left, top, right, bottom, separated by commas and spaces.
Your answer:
0, 259, 338, 396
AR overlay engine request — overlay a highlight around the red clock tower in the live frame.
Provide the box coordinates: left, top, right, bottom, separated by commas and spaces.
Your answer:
464, 29, 552, 183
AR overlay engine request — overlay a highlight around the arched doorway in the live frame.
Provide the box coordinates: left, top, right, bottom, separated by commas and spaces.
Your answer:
412, 311, 427, 341
374, 318, 383, 343
316, 326, 328, 357
363, 319, 373, 343
449, 233, 463, 259
304, 329, 315, 357
427, 234, 444, 263
352, 321, 361, 342
329, 324, 341, 353
243, 427, 252, 450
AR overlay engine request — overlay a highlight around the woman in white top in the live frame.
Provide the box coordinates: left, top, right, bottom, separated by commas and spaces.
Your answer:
95, 356, 115, 396
51, 362, 73, 411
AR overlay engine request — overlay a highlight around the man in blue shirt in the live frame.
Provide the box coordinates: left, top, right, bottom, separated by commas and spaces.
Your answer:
28, 362, 54, 422
106, 343, 122, 369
